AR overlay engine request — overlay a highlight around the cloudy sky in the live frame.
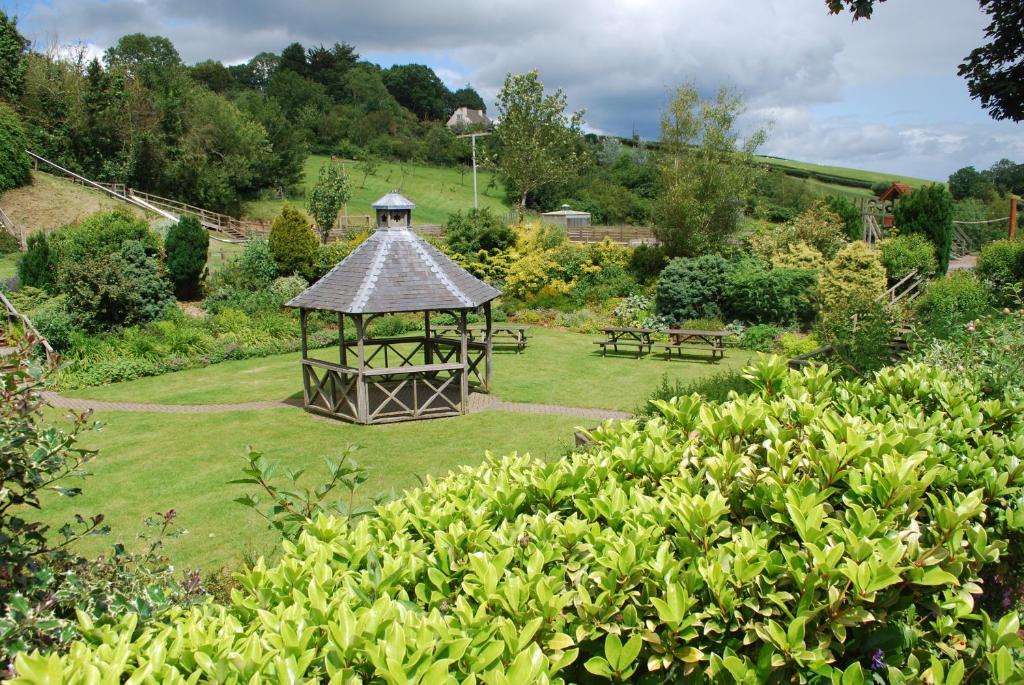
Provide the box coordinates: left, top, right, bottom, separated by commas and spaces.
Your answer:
5, 0, 1023, 180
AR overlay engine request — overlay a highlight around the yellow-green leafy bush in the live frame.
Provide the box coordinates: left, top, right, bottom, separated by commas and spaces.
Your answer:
770, 241, 823, 270
14, 358, 1024, 683
818, 240, 887, 311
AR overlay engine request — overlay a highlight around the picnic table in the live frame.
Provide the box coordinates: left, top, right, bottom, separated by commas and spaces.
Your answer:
430, 324, 530, 352
662, 328, 734, 360
595, 327, 654, 359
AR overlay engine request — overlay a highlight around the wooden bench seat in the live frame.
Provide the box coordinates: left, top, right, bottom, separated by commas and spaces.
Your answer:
594, 339, 652, 358
662, 341, 725, 359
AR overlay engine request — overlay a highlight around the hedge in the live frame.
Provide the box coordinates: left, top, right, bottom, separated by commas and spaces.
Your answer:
12, 358, 1024, 683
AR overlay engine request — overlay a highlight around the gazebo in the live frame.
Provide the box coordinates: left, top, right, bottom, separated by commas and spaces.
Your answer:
287, 191, 501, 424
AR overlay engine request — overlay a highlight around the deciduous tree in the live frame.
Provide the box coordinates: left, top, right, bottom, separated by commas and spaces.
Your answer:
382, 64, 452, 121
492, 70, 585, 210
308, 162, 351, 243
653, 84, 766, 257
0, 10, 28, 103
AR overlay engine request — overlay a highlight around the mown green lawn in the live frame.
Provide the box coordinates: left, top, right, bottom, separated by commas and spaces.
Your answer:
65, 327, 750, 412
243, 155, 508, 225
37, 408, 583, 571
48, 327, 751, 569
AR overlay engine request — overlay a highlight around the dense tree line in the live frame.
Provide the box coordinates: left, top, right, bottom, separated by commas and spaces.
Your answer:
0, 15, 488, 214
948, 158, 1024, 201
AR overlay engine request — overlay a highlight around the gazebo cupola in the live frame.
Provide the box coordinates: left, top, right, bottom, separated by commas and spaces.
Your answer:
286, 192, 501, 425
373, 191, 414, 229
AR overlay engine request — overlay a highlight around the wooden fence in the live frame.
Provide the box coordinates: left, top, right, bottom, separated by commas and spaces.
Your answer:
566, 225, 656, 245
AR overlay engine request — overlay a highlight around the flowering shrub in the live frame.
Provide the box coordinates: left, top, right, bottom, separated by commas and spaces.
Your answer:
916, 308, 1024, 398
14, 358, 1024, 683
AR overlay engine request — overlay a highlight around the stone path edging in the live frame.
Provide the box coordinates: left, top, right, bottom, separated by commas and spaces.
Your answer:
42, 391, 629, 421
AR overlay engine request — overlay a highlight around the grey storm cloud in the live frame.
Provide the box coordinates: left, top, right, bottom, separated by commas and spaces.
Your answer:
16, 0, 1024, 178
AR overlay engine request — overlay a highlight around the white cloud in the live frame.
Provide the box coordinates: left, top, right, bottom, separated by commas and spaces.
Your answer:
17, 0, 1024, 178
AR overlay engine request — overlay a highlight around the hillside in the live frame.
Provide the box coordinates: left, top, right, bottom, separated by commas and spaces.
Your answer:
756, 155, 940, 197
242, 155, 509, 225
0, 171, 147, 233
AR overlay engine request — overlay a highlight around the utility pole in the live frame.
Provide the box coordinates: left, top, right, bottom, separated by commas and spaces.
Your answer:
457, 131, 492, 210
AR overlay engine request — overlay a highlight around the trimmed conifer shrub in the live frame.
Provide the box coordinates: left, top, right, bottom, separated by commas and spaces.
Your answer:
268, 205, 318, 280
164, 215, 209, 299
893, 184, 954, 273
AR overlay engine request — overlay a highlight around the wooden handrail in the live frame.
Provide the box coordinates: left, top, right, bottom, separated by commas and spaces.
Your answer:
877, 268, 922, 304
0, 290, 58, 365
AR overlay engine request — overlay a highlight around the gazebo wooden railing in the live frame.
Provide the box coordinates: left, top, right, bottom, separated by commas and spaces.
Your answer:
298, 310, 494, 425
302, 355, 466, 424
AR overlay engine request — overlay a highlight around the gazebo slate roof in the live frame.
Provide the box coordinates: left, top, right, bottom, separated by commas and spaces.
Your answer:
286, 227, 501, 314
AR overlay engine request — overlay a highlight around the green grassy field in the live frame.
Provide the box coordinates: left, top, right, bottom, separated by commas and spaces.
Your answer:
243, 155, 509, 225
758, 156, 939, 189
65, 327, 750, 412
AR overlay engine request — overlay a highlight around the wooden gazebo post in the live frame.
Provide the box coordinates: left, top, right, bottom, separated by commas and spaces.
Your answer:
458, 309, 469, 413
338, 312, 347, 365
423, 310, 433, 365
354, 314, 368, 423
300, 308, 310, 404
483, 302, 493, 392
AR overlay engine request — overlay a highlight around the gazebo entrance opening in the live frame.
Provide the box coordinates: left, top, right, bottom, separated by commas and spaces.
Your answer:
289, 191, 501, 425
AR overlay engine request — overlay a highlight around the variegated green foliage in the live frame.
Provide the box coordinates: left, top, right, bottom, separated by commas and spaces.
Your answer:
12, 357, 1024, 684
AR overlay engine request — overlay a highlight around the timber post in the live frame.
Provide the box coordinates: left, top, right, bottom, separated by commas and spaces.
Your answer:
355, 314, 368, 423
339, 312, 347, 366
300, 309, 310, 405
459, 309, 469, 413
483, 302, 493, 392
424, 310, 433, 364
1010, 196, 1018, 240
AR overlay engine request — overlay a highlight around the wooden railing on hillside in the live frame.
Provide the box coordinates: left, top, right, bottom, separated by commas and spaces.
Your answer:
0, 290, 57, 365
127, 189, 268, 240
879, 269, 925, 305
0, 206, 23, 250
951, 224, 977, 259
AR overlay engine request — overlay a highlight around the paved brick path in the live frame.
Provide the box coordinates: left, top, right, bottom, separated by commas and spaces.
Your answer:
42, 391, 629, 421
